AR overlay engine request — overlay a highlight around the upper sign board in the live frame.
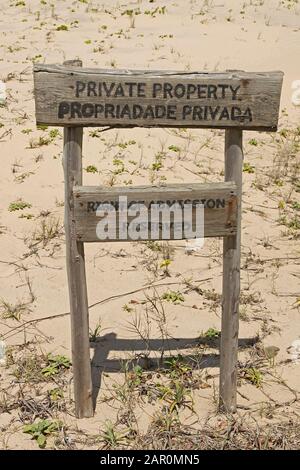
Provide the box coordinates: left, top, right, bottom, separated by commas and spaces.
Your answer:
33, 65, 283, 131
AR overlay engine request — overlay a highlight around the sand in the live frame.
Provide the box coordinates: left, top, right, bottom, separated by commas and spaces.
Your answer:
0, 0, 299, 450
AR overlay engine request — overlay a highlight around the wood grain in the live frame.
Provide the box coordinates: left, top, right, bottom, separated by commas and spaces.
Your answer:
219, 129, 243, 413
63, 61, 93, 419
73, 182, 237, 242
33, 65, 283, 130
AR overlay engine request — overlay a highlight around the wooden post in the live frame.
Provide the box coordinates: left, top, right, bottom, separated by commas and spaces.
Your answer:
63, 60, 93, 418
219, 129, 243, 413
32, 63, 282, 418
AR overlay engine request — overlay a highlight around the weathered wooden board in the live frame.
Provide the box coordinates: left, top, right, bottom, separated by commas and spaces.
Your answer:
220, 129, 243, 413
73, 182, 237, 242
33, 65, 283, 130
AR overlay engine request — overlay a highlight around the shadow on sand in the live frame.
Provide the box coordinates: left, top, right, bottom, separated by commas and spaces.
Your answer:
90, 332, 259, 409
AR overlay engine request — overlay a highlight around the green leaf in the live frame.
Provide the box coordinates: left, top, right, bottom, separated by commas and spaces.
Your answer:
37, 434, 47, 448
23, 424, 35, 434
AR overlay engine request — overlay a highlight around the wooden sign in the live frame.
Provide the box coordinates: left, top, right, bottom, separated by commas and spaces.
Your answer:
74, 182, 237, 242
33, 65, 283, 131
33, 60, 284, 420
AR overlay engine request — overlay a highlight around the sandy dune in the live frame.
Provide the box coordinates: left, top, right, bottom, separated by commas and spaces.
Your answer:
0, 0, 299, 449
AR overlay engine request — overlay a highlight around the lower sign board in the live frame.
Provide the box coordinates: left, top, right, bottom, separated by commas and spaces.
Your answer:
73, 182, 237, 242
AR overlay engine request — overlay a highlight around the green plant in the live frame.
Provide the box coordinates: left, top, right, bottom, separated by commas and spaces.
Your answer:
33, 217, 61, 247
49, 128, 60, 140
165, 355, 192, 379
248, 138, 258, 146
8, 199, 32, 212
244, 367, 263, 388
203, 327, 220, 339
32, 54, 43, 63
101, 420, 127, 448
123, 304, 133, 313
0, 299, 30, 320
243, 162, 255, 173
279, 215, 300, 231
56, 24, 68, 31
158, 380, 193, 413
126, 365, 143, 388
117, 140, 136, 149
288, 216, 300, 230
121, 8, 141, 28
151, 161, 163, 171
48, 387, 64, 401
85, 165, 98, 174
89, 320, 102, 342
112, 158, 125, 174
160, 258, 171, 275
23, 419, 61, 448
29, 135, 51, 148
41, 354, 71, 377
151, 151, 165, 171
144, 6, 166, 17
168, 144, 181, 153
292, 201, 300, 210
162, 290, 184, 304
146, 241, 162, 252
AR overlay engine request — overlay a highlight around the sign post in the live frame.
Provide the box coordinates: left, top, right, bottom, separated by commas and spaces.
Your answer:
33, 63, 283, 417
62, 60, 93, 417
220, 129, 243, 412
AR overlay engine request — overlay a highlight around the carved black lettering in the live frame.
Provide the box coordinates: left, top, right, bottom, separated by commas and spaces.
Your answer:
187, 84, 197, 99
230, 85, 240, 100
216, 199, 225, 208
155, 105, 166, 119
167, 105, 177, 120
218, 84, 229, 98
164, 83, 173, 98
95, 104, 103, 117
87, 81, 97, 97
144, 105, 155, 119
208, 85, 217, 99
132, 104, 143, 119
87, 202, 96, 212
192, 106, 202, 120
71, 102, 82, 118
231, 106, 241, 121
209, 106, 220, 120
244, 107, 253, 122
153, 83, 162, 98
174, 83, 185, 98
58, 101, 70, 118
137, 82, 146, 97
82, 103, 94, 118
125, 82, 136, 97
103, 82, 115, 97
105, 104, 115, 118
197, 84, 207, 98
219, 107, 230, 120
115, 83, 125, 97
120, 104, 131, 119
75, 81, 86, 97
206, 199, 215, 208
182, 105, 192, 119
